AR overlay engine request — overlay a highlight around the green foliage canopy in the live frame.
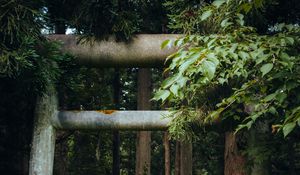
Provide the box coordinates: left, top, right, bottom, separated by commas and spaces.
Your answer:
154, 0, 300, 139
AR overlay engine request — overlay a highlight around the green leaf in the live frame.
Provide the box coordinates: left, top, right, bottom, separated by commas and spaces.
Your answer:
236, 13, 245, 26
174, 38, 184, 47
179, 52, 201, 73
248, 114, 259, 121
238, 51, 249, 60
239, 3, 252, 13
177, 76, 188, 87
246, 120, 254, 129
268, 107, 277, 115
153, 90, 171, 102
235, 124, 247, 133
207, 53, 219, 65
161, 73, 180, 88
283, 122, 296, 137
264, 93, 276, 102
276, 92, 287, 104
212, 0, 226, 8
208, 107, 224, 122
285, 37, 294, 45
251, 47, 265, 60
207, 38, 217, 48
199, 54, 219, 80
161, 39, 171, 49
260, 63, 273, 76
170, 84, 180, 96
286, 81, 298, 91
221, 18, 230, 28
218, 78, 227, 84
254, 0, 264, 8
254, 53, 269, 65
200, 10, 212, 21
201, 60, 217, 80
229, 43, 238, 53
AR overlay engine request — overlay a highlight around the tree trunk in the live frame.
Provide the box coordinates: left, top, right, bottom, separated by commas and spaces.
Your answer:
54, 21, 66, 34
163, 132, 171, 175
136, 131, 151, 175
180, 141, 193, 175
128, 135, 134, 175
175, 141, 180, 175
249, 122, 270, 175
54, 134, 69, 175
224, 132, 246, 175
288, 137, 296, 175
112, 68, 121, 175
112, 131, 120, 175
135, 68, 151, 175
293, 141, 300, 173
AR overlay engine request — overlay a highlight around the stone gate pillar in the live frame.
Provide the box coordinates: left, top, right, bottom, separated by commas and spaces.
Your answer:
29, 85, 57, 175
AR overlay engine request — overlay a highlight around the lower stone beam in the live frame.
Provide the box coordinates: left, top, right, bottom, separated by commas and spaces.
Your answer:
51, 110, 171, 130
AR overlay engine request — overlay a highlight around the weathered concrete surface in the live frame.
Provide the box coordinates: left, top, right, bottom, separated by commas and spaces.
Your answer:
52, 111, 171, 130
48, 34, 182, 67
29, 86, 57, 175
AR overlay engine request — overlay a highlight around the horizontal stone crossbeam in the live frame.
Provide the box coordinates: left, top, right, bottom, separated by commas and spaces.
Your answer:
48, 34, 182, 67
52, 110, 171, 130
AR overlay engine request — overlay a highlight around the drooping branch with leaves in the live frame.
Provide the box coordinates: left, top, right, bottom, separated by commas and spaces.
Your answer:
154, 0, 300, 139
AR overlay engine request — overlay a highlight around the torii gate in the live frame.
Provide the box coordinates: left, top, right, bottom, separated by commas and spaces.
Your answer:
29, 34, 181, 175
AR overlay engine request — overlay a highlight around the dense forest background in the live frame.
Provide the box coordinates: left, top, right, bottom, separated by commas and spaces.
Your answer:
0, 0, 300, 175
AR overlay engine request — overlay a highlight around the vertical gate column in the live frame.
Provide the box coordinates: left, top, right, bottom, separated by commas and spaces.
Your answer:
29, 85, 57, 175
